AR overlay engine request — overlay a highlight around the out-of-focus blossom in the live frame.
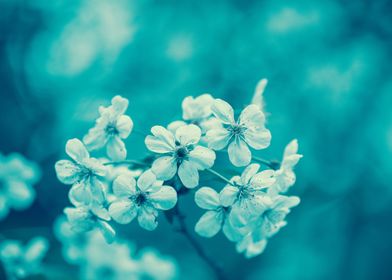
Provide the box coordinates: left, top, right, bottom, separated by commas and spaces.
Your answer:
145, 125, 216, 188
251, 78, 268, 112
194, 187, 243, 241
0, 153, 41, 220
64, 203, 115, 243
269, 139, 302, 195
109, 170, 177, 230
55, 138, 107, 204
83, 95, 133, 161
236, 195, 300, 258
206, 99, 271, 166
137, 248, 178, 280
0, 237, 49, 280
220, 164, 275, 227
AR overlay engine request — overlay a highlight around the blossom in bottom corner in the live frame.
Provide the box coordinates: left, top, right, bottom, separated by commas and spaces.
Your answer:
0, 236, 49, 279
194, 187, 243, 242
109, 170, 177, 230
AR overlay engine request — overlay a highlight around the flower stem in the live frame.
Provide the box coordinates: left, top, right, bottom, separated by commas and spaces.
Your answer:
252, 156, 280, 170
103, 159, 149, 167
205, 168, 234, 186
172, 199, 228, 280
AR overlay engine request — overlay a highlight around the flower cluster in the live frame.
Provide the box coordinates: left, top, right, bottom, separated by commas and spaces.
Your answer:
0, 236, 49, 280
0, 153, 41, 220
54, 216, 178, 280
54, 80, 302, 265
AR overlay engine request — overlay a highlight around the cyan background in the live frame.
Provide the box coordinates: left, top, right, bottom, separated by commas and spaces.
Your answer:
0, 0, 391, 279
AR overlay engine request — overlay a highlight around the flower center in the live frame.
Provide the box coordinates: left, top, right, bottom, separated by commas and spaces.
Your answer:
134, 192, 147, 206
237, 185, 252, 200
175, 146, 189, 158
105, 123, 119, 136
228, 124, 246, 135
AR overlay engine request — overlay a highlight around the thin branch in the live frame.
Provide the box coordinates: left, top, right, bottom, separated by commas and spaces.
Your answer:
103, 159, 149, 167
171, 199, 228, 280
252, 156, 280, 170
205, 169, 234, 186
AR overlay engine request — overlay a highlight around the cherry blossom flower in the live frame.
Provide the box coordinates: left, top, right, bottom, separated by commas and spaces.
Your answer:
206, 99, 271, 167
55, 138, 107, 204
145, 124, 216, 188
83, 95, 133, 161
109, 170, 177, 230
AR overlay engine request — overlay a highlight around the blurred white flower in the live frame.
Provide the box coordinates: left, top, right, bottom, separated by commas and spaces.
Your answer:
64, 203, 115, 243
0, 153, 41, 220
236, 195, 300, 258
137, 248, 178, 280
145, 124, 216, 188
206, 99, 271, 166
83, 95, 133, 161
109, 170, 177, 230
0, 237, 49, 279
55, 138, 107, 204
269, 139, 302, 195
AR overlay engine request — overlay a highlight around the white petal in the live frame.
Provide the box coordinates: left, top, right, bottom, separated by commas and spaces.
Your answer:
107, 137, 127, 161
229, 203, 253, 228
175, 124, 201, 145
195, 211, 223, 238
151, 156, 177, 181
182, 94, 214, 120
54, 160, 81, 185
195, 187, 220, 210
205, 128, 231, 150
109, 199, 137, 224
250, 170, 276, 190
116, 115, 133, 139
68, 182, 91, 205
211, 99, 234, 124
219, 185, 238, 207
110, 95, 129, 116
274, 195, 300, 209
244, 128, 271, 150
97, 220, 116, 244
138, 206, 158, 231
145, 126, 175, 153
239, 104, 265, 130
137, 169, 158, 191
149, 186, 177, 210
88, 177, 106, 204
113, 175, 136, 197
188, 146, 216, 170
251, 79, 267, 110
66, 138, 89, 163
83, 127, 107, 151
7, 181, 35, 210
223, 219, 244, 242
24, 237, 49, 263
240, 164, 260, 185
228, 138, 251, 167
178, 161, 199, 188
167, 121, 186, 134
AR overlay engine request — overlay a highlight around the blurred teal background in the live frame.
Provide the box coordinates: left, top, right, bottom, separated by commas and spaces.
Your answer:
1, 0, 392, 279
